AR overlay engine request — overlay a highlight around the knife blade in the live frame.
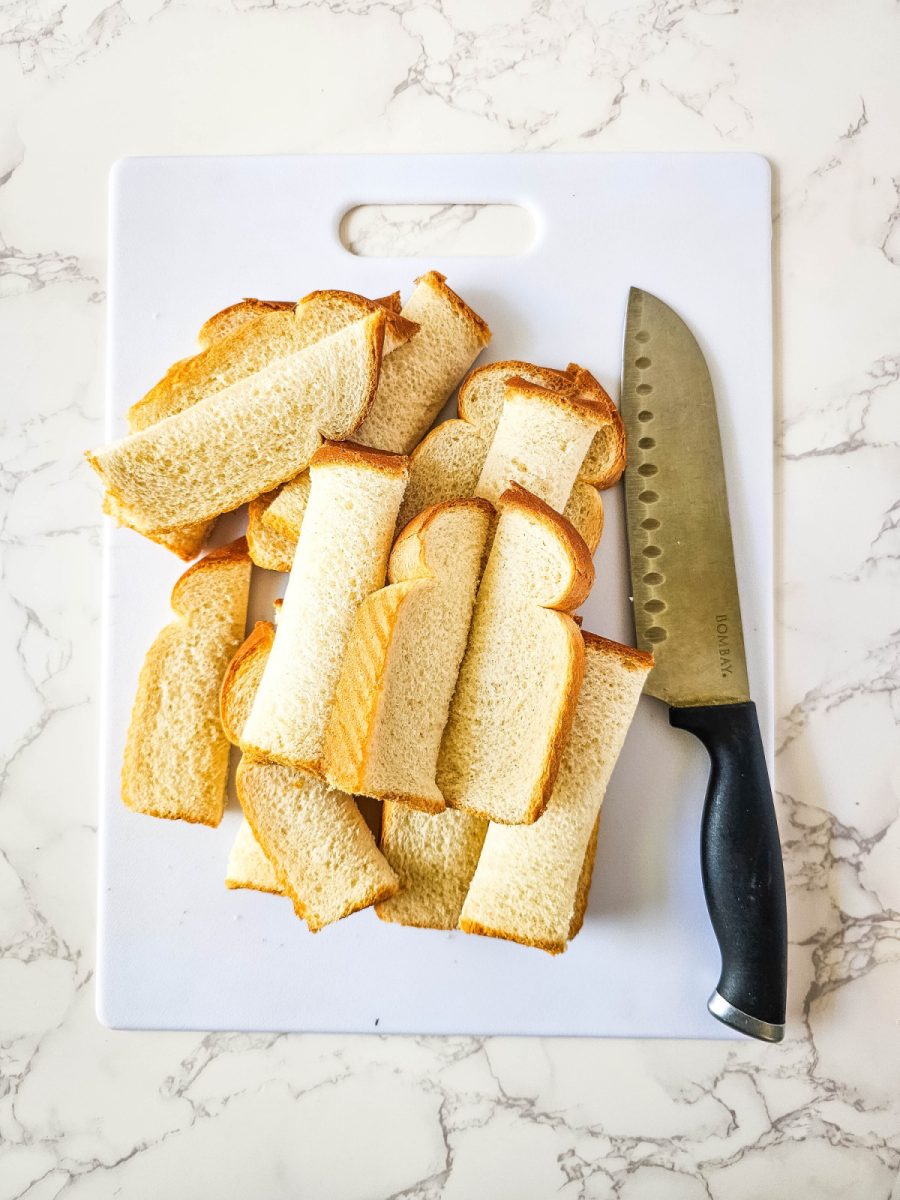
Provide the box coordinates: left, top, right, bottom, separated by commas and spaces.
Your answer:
621, 287, 787, 1043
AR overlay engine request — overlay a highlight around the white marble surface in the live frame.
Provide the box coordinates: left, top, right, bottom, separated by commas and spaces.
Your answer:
1, 1, 898, 1196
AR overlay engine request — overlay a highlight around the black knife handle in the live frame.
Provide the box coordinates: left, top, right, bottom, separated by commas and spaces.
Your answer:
670, 701, 787, 1042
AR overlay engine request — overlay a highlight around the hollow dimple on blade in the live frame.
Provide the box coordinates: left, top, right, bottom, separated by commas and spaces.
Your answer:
621, 288, 749, 707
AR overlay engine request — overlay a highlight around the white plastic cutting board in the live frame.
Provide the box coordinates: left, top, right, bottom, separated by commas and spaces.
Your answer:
98, 154, 773, 1037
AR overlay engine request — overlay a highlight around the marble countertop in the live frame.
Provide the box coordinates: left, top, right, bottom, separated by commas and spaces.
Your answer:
2, 1, 898, 1197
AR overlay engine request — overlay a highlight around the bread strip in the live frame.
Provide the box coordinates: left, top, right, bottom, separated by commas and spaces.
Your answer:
88, 313, 386, 532
226, 819, 284, 895
246, 492, 297, 572
437, 485, 594, 826
460, 634, 652, 952
255, 471, 311, 545
325, 498, 493, 811
241, 442, 409, 774
218, 617, 284, 894
399, 361, 624, 552
237, 758, 398, 930
353, 270, 490, 454
121, 538, 251, 825
376, 807, 488, 930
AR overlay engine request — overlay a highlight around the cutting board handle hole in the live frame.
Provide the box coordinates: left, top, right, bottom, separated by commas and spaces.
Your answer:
339, 204, 535, 257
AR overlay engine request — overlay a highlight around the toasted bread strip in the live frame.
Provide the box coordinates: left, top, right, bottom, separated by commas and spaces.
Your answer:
200, 293, 400, 353
398, 361, 624, 552
241, 442, 409, 774
121, 538, 251, 825
460, 634, 652, 952
437, 485, 594, 826
325, 499, 493, 812
88, 313, 386, 532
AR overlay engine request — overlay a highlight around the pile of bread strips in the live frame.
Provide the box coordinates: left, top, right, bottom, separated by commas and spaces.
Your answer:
87, 271, 653, 955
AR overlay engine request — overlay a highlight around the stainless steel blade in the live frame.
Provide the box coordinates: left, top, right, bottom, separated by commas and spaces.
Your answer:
621, 288, 750, 706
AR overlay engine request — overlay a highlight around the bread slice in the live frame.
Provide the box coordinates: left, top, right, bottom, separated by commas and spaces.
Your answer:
437, 484, 593, 825
256, 470, 311, 544
236, 758, 398, 931
225, 818, 284, 895
459, 633, 653, 952
398, 361, 624, 551
376, 807, 488, 930
245, 492, 297, 573
241, 442, 409, 774
219, 612, 397, 921
128, 291, 415, 433
324, 498, 493, 811
121, 538, 251, 825
252, 273, 490, 569
353, 270, 490, 454
102, 493, 214, 562
88, 312, 387, 532
474, 375, 613, 544
218, 618, 284, 895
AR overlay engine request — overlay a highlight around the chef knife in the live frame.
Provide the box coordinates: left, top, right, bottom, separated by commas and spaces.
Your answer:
620, 287, 787, 1043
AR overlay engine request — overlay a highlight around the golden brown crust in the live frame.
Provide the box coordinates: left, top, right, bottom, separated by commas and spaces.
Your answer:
122, 539, 250, 827
298, 289, 419, 347
566, 363, 627, 490
581, 630, 655, 671
219, 621, 275, 746
456, 359, 572, 423
102, 493, 215, 561
310, 439, 409, 477
197, 298, 294, 348
458, 914, 567, 956
225, 877, 284, 896
390, 496, 494, 581
169, 537, 249, 612
246, 493, 294, 572
415, 270, 492, 344
503, 375, 612, 428
497, 483, 595, 610
375, 291, 401, 312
